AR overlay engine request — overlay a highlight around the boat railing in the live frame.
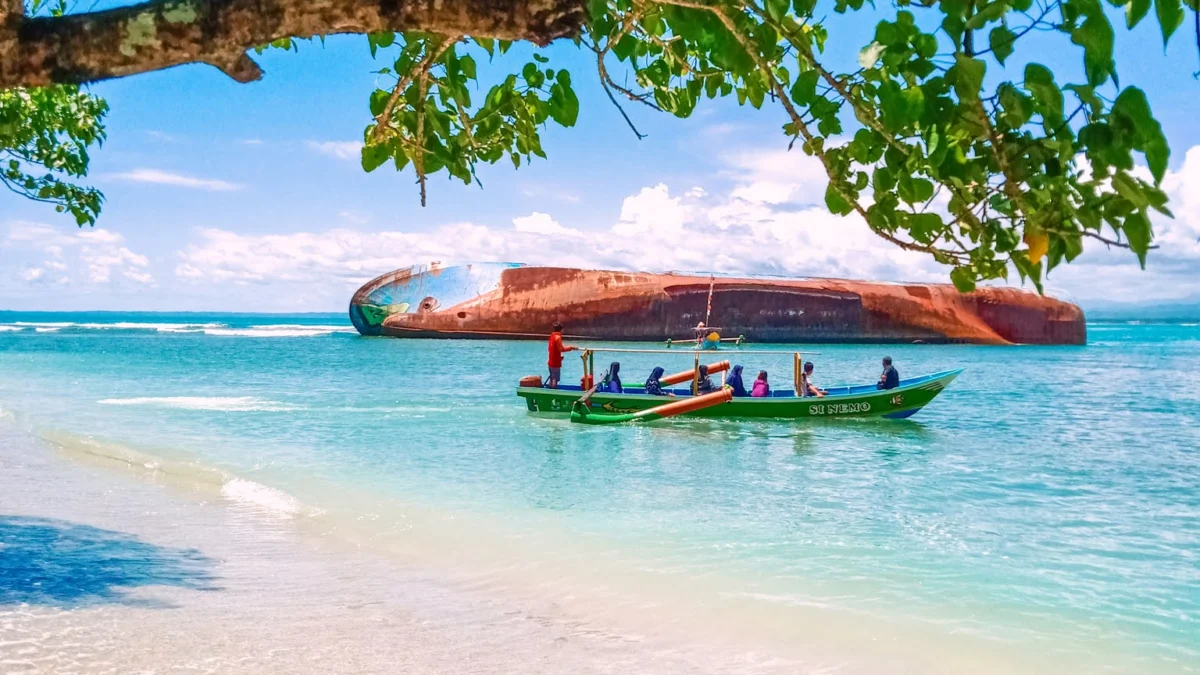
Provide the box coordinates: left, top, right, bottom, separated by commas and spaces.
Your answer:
577, 346, 821, 397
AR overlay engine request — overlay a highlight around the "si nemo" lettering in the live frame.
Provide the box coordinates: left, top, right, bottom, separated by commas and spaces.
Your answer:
808, 402, 871, 415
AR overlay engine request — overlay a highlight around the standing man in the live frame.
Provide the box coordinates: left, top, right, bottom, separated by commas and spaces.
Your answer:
877, 356, 900, 390
547, 322, 577, 389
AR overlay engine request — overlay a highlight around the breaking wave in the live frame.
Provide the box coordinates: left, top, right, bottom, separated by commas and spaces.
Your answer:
220, 478, 309, 518
97, 396, 299, 412
0, 322, 353, 337
201, 325, 356, 337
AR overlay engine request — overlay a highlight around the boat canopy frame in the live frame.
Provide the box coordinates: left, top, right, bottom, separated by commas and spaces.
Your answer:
578, 346, 822, 397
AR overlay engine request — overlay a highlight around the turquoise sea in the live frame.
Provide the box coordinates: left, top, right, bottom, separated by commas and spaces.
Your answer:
0, 311, 1196, 674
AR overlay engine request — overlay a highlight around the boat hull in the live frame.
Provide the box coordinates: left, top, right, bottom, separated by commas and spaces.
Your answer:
518, 370, 962, 420
350, 264, 1086, 345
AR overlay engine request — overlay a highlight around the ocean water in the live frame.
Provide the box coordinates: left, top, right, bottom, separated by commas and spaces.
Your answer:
0, 312, 1196, 673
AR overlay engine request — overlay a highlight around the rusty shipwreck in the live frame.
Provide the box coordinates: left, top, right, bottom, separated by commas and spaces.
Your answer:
348, 263, 1085, 345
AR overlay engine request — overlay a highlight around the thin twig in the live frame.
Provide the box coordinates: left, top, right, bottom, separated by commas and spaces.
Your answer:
415, 72, 427, 206
600, 78, 647, 138
973, 1, 1060, 57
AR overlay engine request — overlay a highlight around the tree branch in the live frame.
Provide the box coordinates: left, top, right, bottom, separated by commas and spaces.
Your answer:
654, 0, 966, 263
371, 34, 457, 144
0, 0, 586, 89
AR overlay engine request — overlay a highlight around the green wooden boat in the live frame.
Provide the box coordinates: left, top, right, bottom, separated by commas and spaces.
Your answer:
517, 348, 963, 421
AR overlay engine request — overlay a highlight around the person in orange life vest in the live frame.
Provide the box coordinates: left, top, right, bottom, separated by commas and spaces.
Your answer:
547, 322, 577, 389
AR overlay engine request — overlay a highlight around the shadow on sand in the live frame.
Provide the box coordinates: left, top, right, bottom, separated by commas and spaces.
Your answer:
0, 515, 219, 608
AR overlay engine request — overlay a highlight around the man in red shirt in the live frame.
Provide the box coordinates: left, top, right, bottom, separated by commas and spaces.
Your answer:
547, 322, 577, 388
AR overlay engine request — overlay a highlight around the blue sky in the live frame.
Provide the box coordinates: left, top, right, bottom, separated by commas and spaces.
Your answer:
2, 4, 1199, 312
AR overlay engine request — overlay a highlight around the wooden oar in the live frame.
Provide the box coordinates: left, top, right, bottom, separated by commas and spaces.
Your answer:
660, 360, 730, 386
570, 388, 734, 425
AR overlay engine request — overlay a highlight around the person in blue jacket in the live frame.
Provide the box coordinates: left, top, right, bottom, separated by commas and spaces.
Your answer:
726, 364, 748, 397
602, 362, 623, 393
877, 356, 900, 390
644, 367, 669, 396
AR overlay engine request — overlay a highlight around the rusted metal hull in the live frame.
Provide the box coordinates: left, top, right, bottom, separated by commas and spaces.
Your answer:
349, 263, 1085, 345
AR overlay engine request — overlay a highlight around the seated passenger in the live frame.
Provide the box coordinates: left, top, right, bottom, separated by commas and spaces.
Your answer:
877, 356, 900, 390
602, 362, 623, 393
800, 361, 826, 398
751, 371, 771, 397
695, 364, 717, 394
644, 366, 670, 396
727, 364, 748, 397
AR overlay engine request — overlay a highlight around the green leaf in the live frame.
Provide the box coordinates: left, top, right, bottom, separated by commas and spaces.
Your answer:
1071, 11, 1115, 85
766, 0, 790, 22
909, 213, 942, 242
369, 89, 390, 117
460, 54, 477, 80
966, 1, 1009, 29
1123, 210, 1153, 267
952, 54, 986, 101
1024, 63, 1064, 123
989, 26, 1016, 65
942, 16, 966, 50
825, 183, 854, 215
897, 173, 934, 204
1154, 0, 1184, 44
587, 0, 608, 24
1111, 172, 1149, 208
548, 81, 580, 127
789, 70, 820, 106
1112, 86, 1170, 182
1126, 0, 1151, 26
873, 166, 896, 192
361, 143, 389, 172
950, 266, 977, 293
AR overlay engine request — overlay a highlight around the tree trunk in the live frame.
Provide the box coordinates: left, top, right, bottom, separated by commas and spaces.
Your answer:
0, 0, 585, 89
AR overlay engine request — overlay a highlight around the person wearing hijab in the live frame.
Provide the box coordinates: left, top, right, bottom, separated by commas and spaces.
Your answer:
695, 364, 717, 394
751, 371, 770, 397
727, 364, 748, 397
601, 362, 623, 393
644, 366, 669, 396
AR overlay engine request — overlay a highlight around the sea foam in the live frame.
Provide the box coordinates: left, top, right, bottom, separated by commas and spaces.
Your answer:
97, 396, 299, 412
221, 478, 308, 517
0, 321, 351, 337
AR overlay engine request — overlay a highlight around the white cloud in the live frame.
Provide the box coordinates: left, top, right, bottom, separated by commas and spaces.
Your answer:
172, 150, 949, 295
240, 139, 265, 146
338, 210, 370, 226
3, 221, 155, 287
305, 141, 363, 161
112, 143, 1200, 310
109, 169, 243, 191
513, 212, 576, 236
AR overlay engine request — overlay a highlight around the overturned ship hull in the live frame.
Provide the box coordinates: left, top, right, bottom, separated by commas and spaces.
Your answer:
349, 263, 1085, 345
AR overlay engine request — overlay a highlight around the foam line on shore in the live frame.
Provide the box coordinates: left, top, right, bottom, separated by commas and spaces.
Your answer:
97, 396, 299, 412
0, 322, 354, 337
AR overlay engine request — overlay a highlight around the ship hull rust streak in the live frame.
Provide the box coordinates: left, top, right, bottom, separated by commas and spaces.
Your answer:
349, 265, 1086, 345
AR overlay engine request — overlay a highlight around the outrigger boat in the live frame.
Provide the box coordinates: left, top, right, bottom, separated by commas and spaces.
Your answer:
517, 347, 963, 425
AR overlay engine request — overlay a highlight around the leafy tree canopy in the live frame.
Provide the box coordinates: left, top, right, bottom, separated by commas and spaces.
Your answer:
1, 0, 1195, 291
1, 1, 106, 226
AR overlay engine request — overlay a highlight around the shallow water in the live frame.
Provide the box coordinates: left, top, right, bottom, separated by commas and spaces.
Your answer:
0, 313, 1196, 673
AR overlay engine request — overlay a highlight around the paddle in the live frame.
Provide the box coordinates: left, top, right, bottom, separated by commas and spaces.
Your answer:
572, 384, 602, 418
